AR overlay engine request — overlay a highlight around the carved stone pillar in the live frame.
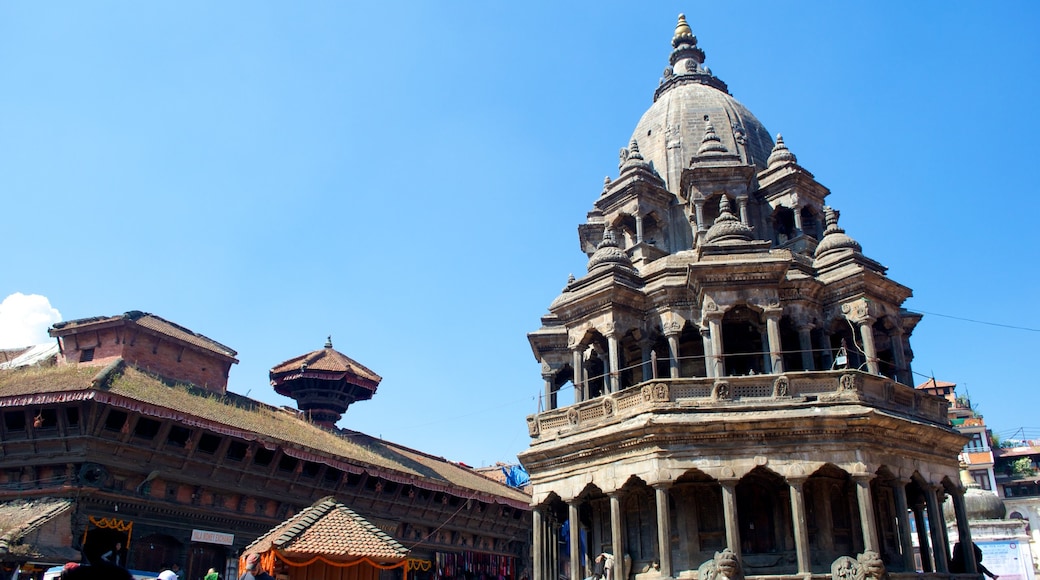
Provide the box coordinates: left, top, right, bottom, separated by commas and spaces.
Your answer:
889, 327, 909, 384
654, 483, 673, 578
951, 486, 978, 574
635, 214, 644, 244
706, 312, 724, 378
924, 485, 949, 573
736, 196, 749, 226
569, 500, 582, 580
606, 329, 620, 393
609, 492, 624, 566
792, 206, 804, 233
694, 200, 706, 233
700, 326, 714, 378
764, 307, 783, 374
788, 477, 812, 576
720, 479, 741, 559
533, 507, 545, 580
854, 474, 880, 553
797, 323, 815, 371
912, 500, 932, 572
543, 372, 555, 411
666, 331, 681, 379
893, 480, 916, 572
934, 486, 952, 573
572, 348, 585, 402
858, 319, 880, 374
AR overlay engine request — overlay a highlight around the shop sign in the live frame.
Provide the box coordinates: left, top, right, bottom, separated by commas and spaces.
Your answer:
191, 529, 234, 546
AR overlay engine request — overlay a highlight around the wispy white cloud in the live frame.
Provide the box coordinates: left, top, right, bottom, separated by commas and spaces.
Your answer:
0, 293, 62, 349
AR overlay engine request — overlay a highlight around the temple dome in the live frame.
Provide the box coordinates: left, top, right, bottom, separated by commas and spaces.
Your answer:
628, 16, 775, 192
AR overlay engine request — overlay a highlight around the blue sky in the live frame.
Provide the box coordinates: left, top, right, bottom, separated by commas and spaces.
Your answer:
3, 2, 1039, 465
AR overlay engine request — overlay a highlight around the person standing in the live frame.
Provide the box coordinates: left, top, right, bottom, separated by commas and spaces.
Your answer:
238, 554, 274, 580
204, 568, 220, 580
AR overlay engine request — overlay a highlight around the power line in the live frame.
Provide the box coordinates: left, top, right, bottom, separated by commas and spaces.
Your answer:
913, 309, 1040, 333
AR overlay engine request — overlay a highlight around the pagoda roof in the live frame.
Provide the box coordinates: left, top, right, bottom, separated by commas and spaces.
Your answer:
270, 340, 381, 388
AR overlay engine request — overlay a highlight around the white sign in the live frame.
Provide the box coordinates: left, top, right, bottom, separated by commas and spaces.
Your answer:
191, 529, 234, 546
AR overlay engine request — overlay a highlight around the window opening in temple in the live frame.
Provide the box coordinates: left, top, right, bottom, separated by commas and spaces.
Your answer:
800, 207, 820, 239
619, 330, 642, 389
34, 408, 58, 431
622, 479, 658, 566
166, 426, 191, 448
133, 417, 160, 440
104, 410, 127, 432
586, 348, 607, 399
804, 465, 860, 566
650, 334, 670, 379
278, 455, 298, 473
828, 323, 861, 370
552, 366, 575, 408
701, 194, 726, 230
721, 306, 765, 376
672, 471, 725, 560
253, 447, 274, 467
197, 433, 221, 454
779, 316, 803, 371
65, 406, 80, 426
301, 461, 320, 478
678, 324, 706, 377
736, 467, 792, 558
773, 207, 796, 245
226, 440, 247, 461
79, 347, 95, 362
872, 318, 898, 379
871, 469, 906, 571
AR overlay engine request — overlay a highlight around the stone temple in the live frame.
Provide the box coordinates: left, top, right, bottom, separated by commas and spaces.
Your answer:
519, 15, 977, 580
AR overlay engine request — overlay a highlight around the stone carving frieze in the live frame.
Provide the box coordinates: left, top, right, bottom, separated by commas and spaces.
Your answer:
642, 383, 670, 402
712, 381, 730, 401
567, 408, 580, 426
772, 375, 789, 398
527, 416, 540, 437
838, 373, 858, 393
831, 551, 888, 580
603, 397, 615, 416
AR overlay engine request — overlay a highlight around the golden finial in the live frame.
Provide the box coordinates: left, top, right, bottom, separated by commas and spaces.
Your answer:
674, 14, 693, 40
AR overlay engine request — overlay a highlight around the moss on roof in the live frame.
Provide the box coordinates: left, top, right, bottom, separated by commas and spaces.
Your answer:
0, 363, 530, 506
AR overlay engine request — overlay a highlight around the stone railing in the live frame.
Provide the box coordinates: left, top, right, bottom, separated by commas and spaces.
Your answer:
527, 370, 949, 440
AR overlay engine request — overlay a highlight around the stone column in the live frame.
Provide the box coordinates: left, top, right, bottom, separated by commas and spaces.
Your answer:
924, 485, 948, 573
573, 348, 585, 402
700, 327, 714, 378
666, 331, 681, 379
694, 200, 706, 233
854, 474, 880, 553
951, 486, 978, 574
788, 477, 812, 576
610, 492, 625, 565
764, 307, 783, 374
934, 486, 952, 573
706, 313, 724, 378
635, 215, 644, 244
606, 329, 620, 393
737, 196, 749, 226
654, 483, 673, 578
893, 480, 916, 572
720, 479, 741, 559
857, 319, 880, 374
912, 501, 932, 572
797, 323, 815, 371
533, 507, 545, 580
792, 206, 804, 233
569, 500, 582, 580
889, 327, 909, 384
543, 372, 556, 411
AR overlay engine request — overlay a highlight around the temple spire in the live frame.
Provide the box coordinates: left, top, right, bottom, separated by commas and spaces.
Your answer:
767, 134, 797, 167
697, 116, 728, 155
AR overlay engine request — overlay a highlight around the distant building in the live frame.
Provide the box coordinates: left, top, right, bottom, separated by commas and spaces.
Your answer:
916, 379, 998, 493
521, 14, 973, 580
0, 311, 530, 580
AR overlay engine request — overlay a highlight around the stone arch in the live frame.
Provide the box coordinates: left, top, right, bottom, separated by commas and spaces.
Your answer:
771, 206, 796, 245
804, 463, 861, 569
671, 470, 725, 569
721, 305, 766, 376
736, 466, 793, 558
620, 476, 658, 570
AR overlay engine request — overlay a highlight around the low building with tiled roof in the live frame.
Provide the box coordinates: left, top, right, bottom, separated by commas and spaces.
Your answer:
240, 496, 408, 579
0, 311, 530, 580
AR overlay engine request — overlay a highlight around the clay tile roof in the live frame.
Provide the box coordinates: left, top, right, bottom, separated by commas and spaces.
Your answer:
0, 364, 531, 508
0, 498, 78, 560
245, 496, 407, 562
270, 345, 381, 384
916, 378, 956, 390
